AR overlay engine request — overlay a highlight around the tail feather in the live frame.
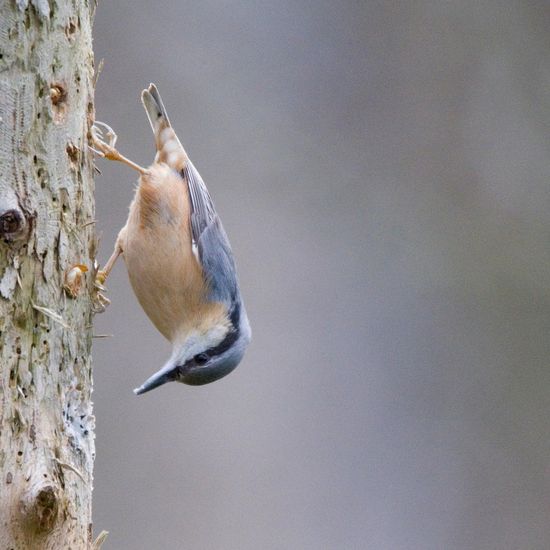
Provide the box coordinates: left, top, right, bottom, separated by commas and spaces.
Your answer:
141, 83, 170, 134
147, 83, 170, 122
141, 83, 187, 169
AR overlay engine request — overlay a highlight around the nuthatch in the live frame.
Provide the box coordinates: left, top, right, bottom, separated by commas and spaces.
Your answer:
91, 84, 251, 395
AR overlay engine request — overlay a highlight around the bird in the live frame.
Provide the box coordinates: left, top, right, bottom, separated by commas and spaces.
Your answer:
90, 83, 251, 395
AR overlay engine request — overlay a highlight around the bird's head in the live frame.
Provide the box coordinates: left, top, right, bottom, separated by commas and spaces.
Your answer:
133, 305, 250, 395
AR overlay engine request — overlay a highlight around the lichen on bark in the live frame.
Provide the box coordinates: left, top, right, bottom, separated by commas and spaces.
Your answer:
0, 1, 98, 548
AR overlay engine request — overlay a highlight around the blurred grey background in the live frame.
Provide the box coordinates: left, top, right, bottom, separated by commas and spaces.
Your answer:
92, 2, 550, 549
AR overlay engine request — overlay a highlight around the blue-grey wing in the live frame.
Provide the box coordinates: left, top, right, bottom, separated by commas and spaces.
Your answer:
182, 160, 239, 305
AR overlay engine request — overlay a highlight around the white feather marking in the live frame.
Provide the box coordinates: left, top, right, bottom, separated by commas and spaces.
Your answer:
173, 325, 229, 363
167, 151, 181, 166
160, 127, 173, 143
192, 242, 200, 262
163, 140, 180, 154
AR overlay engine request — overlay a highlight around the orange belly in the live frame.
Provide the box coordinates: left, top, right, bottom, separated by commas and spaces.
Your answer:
120, 164, 224, 342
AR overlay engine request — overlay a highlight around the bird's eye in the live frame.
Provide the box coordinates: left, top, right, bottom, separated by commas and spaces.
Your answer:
194, 353, 209, 365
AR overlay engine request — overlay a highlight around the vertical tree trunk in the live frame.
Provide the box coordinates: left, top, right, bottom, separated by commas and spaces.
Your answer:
0, 1, 97, 548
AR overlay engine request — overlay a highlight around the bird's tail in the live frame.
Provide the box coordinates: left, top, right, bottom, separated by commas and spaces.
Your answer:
141, 83, 187, 169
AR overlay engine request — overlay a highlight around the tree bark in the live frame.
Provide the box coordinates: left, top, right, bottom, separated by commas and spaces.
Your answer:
0, 1, 97, 548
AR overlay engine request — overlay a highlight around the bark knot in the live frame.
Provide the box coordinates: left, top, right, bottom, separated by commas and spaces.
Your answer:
0, 208, 27, 242
20, 483, 59, 534
50, 83, 68, 124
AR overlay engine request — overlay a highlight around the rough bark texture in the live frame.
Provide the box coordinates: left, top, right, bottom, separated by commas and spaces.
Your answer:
0, 1, 97, 548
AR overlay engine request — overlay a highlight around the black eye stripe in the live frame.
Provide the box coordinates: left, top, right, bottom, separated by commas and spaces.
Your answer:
187, 303, 242, 366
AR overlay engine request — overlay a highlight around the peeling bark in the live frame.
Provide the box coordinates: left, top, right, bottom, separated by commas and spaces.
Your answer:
0, 1, 97, 548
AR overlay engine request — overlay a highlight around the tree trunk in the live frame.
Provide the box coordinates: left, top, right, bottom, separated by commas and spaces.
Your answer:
0, 1, 97, 548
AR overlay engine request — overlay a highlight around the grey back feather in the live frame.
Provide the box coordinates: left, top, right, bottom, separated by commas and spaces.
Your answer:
184, 160, 240, 306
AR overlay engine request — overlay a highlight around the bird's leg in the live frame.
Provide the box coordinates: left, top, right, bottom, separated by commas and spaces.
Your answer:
93, 241, 123, 313
90, 121, 149, 175
96, 243, 122, 286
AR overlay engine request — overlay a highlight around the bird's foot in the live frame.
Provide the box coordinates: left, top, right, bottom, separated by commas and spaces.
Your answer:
93, 291, 111, 314
89, 121, 149, 175
92, 262, 111, 314
90, 121, 120, 160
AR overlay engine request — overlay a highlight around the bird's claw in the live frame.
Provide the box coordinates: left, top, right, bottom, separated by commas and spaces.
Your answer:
90, 121, 119, 160
93, 291, 111, 314
93, 121, 117, 146
93, 284, 111, 312
92, 263, 111, 313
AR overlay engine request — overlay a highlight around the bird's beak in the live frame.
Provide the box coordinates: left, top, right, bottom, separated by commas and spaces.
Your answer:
133, 362, 179, 395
